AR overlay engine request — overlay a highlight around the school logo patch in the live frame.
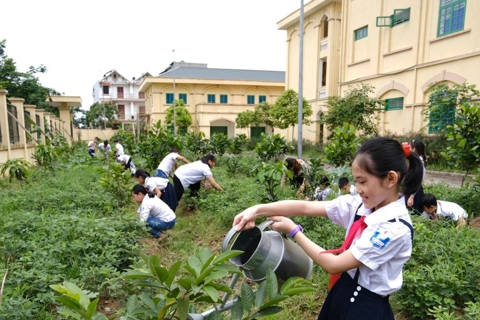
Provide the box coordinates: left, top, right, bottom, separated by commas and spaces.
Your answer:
369, 226, 394, 249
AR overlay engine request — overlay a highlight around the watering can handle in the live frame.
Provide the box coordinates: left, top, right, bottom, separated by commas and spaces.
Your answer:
221, 220, 275, 253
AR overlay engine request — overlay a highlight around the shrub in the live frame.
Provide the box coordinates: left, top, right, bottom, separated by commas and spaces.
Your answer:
254, 133, 294, 162
323, 123, 360, 167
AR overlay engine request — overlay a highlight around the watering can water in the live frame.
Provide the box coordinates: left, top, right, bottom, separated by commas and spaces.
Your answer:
222, 220, 313, 283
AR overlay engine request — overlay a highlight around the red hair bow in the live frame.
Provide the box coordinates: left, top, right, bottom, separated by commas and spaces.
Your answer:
402, 142, 411, 159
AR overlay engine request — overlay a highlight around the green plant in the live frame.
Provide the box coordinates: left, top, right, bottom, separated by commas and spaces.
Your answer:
0, 158, 30, 183
209, 133, 230, 156
165, 100, 193, 133
303, 157, 326, 199
226, 134, 247, 156
323, 123, 360, 167
50, 282, 107, 320
32, 144, 57, 170
111, 129, 138, 155
184, 131, 210, 158
254, 133, 294, 162
97, 161, 135, 209
253, 161, 287, 203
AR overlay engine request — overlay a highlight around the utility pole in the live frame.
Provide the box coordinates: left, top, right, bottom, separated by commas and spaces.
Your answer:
297, 0, 304, 159
173, 49, 176, 135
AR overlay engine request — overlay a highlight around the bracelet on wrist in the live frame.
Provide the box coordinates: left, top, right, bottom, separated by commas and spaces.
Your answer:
289, 225, 304, 238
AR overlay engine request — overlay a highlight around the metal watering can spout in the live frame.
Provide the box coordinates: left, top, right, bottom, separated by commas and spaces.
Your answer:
222, 220, 313, 283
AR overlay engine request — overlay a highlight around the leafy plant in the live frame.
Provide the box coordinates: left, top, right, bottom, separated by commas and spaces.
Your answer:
254, 133, 294, 162
253, 161, 287, 203
0, 158, 30, 183
227, 134, 247, 155
32, 144, 57, 170
97, 161, 135, 209
111, 129, 138, 156
209, 133, 230, 156
184, 131, 210, 158
50, 282, 107, 320
323, 123, 360, 167
165, 100, 193, 133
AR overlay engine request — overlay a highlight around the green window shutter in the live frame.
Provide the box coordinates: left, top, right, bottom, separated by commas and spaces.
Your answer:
437, 0, 466, 37
210, 126, 228, 136
385, 97, 404, 111
166, 93, 174, 104
259, 95, 267, 103
207, 94, 216, 103
250, 126, 265, 140
393, 8, 411, 26
220, 94, 228, 104
428, 104, 456, 134
354, 26, 368, 40
179, 93, 187, 104
247, 95, 255, 104
376, 16, 393, 27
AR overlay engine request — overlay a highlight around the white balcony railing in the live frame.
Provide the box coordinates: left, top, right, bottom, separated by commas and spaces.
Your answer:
100, 92, 145, 100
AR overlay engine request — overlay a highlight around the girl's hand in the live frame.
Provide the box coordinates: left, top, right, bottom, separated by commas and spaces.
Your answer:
267, 216, 297, 234
407, 195, 414, 206
233, 206, 258, 231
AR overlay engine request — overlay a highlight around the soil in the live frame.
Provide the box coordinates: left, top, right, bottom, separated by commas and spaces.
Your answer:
423, 170, 473, 187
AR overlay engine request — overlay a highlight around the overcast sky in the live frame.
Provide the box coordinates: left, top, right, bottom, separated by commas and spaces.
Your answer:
1, 0, 301, 110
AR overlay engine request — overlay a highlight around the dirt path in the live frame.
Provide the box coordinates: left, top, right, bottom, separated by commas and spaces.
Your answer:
424, 171, 474, 188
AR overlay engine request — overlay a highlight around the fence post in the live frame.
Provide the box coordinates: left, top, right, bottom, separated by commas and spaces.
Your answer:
0, 90, 12, 160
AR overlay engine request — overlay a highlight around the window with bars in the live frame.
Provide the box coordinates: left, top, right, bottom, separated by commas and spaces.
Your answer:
207, 94, 216, 103
35, 115, 41, 140
220, 94, 228, 104
166, 93, 174, 104
385, 97, 404, 111
103, 86, 109, 94
179, 93, 187, 104
438, 0, 466, 37
377, 8, 411, 27
354, 26, 368, 40
210, 126, 227, 136
429, 104, 456, 134
247, 95, 255, 105
7, 104, 20, 144
24, 110, 33, 142
259, 95, 267, 103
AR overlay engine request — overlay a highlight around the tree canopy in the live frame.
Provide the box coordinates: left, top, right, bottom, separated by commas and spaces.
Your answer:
0, 39, 61, 115
165, 99, 193, 132
322, 83, 384, 138
85, 102, 118, 129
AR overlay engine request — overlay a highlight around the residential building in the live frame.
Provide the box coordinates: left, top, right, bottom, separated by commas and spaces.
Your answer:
278, 0, 480, 140
139, 61, 285, 138
92, 70, 151, 124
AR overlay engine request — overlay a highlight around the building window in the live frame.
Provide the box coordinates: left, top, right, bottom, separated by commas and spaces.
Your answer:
220, 94, 228, 104
102, 86, 109, 95
210, 126, 228, 136
429, 104, 456, 134
259, 95, 267, 103
250, 126, 265, 140
166, 93, 174, 104
35, 114, 41, 139
247, 95, 255, 105
385, 97, 404, 111
117, 87, 124, 98
138, 92, 145, 99
7, 104, 20, 144
207, 94, 216, 103
24, 110, 32, 142
179, 93, 187, 104
354, 26, 368, 40
438, 0, 466, 37
377, 8, 411, 27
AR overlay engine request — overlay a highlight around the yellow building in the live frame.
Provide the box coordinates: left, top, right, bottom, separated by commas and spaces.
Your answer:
278, 0, 479, 140
139, 62, 285, 138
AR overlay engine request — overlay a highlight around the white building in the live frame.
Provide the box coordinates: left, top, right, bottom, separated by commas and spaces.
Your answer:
92, 70, 151, 122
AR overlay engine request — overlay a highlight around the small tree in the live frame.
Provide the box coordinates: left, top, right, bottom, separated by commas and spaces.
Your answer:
271, 89, 312, 140
235, 102, 275, 129
322, 83, 384, 138
428, 83, 480, 185
85, 102, 118, 129
323, 123, 360, 167
165, 100, 193, 133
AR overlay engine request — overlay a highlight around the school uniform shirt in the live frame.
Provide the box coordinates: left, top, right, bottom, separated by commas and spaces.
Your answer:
157, 152, 179, 176
281, 158, 310, 183
87, 140, 95, 150
117, 154, 136, 174
115, 143, 124, 156
421, 200, 467, 221
174, 160, 212, 189
97, 144, 112, 152
137, 195, 176, 223
144, 177, 170, 192
325, 195, 413, 297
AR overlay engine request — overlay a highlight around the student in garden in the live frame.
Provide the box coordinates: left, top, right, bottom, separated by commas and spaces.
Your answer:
338, 177, 357, 196
281, 157, 309, 190
97, 140, 112, 155
406, 139, 427, 214
117, 154, 136, 175
173, 153, 224, 202
155, 147, 190, 179
314, 176, 333, 201
114, 140, 124, 157
135, 169, 178, 212
421, 193, 467, 228
232, 137, 423, 320
132, 184, 176, 241
87, 137, 98, 158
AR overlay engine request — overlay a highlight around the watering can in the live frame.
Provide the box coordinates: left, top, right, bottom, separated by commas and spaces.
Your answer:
222, 220, 313, 283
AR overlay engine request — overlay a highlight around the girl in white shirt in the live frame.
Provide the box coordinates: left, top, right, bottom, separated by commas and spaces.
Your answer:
132, 184, 176, 239
135, 169, 178, 212
173, 154, 223, 201
233, 137, 423, 320
155, 147, 190, 179
117, 154, 136, 175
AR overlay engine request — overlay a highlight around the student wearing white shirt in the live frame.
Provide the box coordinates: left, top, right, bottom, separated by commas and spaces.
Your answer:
155, 147, 190, 179
338, 177, 357, 196
421, 193, 467, 228
114, 140, 124, 157
87, 137, 98, 158
135, 169, 178, 212
117, 154, 136, 175
132, 184, 176, 240
233, 137, 423, 320
97, 140, 112, 156
173, 154, 223, 202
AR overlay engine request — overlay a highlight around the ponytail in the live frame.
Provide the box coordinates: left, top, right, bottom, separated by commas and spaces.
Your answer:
402, 152, 423, 196
134, 169, 151, 179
